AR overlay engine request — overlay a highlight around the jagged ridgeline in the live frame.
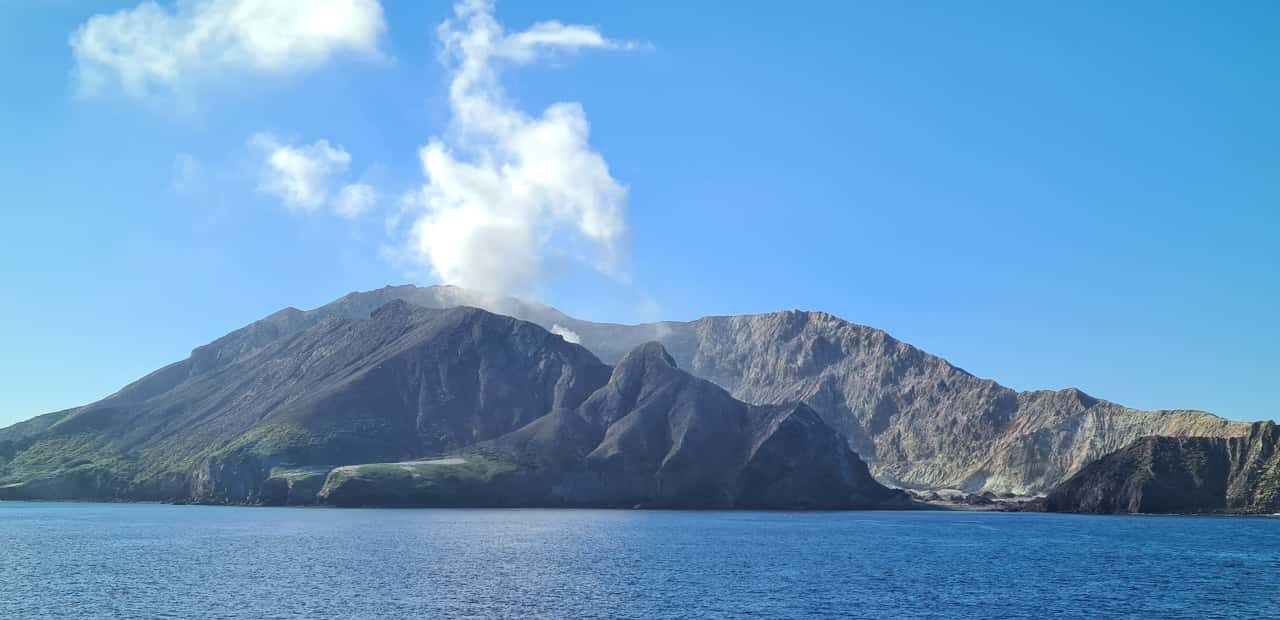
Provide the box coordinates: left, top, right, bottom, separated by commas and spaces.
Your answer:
0, 300, 903, 508
0, 285, 1253, 507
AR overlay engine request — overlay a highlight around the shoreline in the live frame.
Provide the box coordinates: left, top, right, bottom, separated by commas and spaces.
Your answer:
5, 497, 1279, 518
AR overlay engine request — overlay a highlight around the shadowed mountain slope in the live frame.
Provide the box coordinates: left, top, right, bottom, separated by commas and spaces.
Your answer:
0, 303, 610, 503
319, 342, 906, 509
201, 285, 1245, 494
0, 302, 900, 509
1037, 421, 1280, 514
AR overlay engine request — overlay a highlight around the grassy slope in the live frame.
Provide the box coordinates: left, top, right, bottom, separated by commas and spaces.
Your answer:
318, 457, 518, 507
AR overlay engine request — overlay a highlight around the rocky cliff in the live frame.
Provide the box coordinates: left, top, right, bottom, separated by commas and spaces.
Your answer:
293, 286, 1246, 494
0, 284, 1253, 499
317, 342, 905, 509
1037, 421, 1280, 514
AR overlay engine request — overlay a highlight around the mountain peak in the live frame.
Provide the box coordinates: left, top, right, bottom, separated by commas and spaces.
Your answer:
369, 298, 417, 320
618, 341, 677, 370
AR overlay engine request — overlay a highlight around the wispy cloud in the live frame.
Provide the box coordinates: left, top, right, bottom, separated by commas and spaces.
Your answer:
71, 0, 386, 98
251, 133, 375, 217
401, 0, 636, 297
334, 183, 378, 219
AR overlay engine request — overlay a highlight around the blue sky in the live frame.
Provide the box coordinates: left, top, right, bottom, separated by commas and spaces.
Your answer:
1, 0, 1276, 427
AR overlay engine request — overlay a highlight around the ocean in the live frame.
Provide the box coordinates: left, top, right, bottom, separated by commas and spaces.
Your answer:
2, 502, 1277, 619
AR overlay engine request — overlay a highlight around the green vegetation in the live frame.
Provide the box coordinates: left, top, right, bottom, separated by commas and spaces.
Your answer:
260, 465, 332, 505
0, 434, 136, 484
220, 424, 321, 456
319, 456, 520, 506
269, 465, 331, 482
331, 457, 514, 484
0, 422, 320, 497
0, 415, 406, 502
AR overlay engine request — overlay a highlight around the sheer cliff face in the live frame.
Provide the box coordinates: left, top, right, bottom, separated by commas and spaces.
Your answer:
1041, 422, 1280, 514
650, 312, 1246, 494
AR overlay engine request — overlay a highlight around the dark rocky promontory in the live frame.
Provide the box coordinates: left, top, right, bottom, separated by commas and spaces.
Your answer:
1037, 422, 1280, 514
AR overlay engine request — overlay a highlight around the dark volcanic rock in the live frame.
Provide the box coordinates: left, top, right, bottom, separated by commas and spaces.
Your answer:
0, 304, 901, 510
735, 402, 896, 508
1039, 422, 1280, 514
449, 343, 907, 509
578, 343, 754, 507
3, 283, 1253, 505
0, 303, 611, 504
146, 284, 1245, 494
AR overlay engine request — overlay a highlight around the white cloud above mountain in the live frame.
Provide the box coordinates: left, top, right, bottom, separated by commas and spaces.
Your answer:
72, 0, 638, 300
334, 183, 379, 219
71, 0, 386, 98
401, 0, 637, 297
251, 133, 375, 217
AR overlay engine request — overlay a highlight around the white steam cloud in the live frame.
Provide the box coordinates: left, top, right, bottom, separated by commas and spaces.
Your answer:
71, 0, 386, 98
404, 0, 635, 297
251, 133, 376, 217
550, 324, 582, 344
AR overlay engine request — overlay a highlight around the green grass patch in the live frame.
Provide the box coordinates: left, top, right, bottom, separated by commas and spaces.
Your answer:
335, 456, 514, 482
268, 466, 331, 483
320, 456, 520, 506
218, 424, 320, 456
0, 434, 136, 484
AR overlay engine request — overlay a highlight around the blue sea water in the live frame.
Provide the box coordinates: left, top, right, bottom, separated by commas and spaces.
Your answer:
1, 502, 1278, 619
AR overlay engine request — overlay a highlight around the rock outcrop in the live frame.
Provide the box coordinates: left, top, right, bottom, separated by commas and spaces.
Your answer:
1037, 421, 1280, 514
576, 342, 902, 508
602, 312, 1249, 494
319, 342, 906, 509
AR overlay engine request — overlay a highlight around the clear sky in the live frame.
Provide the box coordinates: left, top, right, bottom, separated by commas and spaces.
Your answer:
1, 0, 1276, 428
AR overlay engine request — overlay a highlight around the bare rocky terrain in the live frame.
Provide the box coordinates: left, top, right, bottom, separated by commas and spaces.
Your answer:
318, 341, 904, 508
0, 284, 1257, 506
1036, 421, 1280, 514
0, 300, 901, 509
289, 285, 1247, 494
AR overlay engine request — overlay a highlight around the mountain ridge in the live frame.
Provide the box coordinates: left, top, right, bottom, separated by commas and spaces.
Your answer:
0, 301, 903, 509
0, 304, 612, 503
252, 285, 1245, 493
0, 284, 1251, 496
318, 340, 904, 509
